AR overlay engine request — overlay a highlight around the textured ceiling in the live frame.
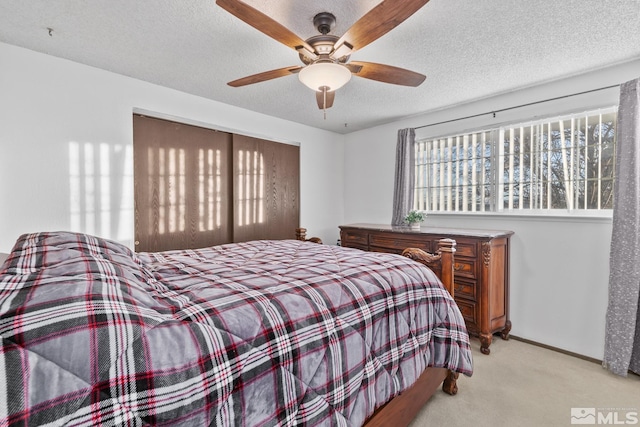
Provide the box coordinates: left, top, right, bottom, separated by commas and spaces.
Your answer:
1, 0, 640, 134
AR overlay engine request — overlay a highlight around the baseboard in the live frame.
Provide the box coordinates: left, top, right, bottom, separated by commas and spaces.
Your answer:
509, 335, 602, 365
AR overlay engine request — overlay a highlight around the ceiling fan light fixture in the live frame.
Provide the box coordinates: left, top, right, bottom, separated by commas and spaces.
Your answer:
298, 62, 351, 92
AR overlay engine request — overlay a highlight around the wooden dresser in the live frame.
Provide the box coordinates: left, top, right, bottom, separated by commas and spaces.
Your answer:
339, 223, 513, 355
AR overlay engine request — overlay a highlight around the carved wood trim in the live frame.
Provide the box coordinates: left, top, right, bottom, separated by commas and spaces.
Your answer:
401, 238, 456, 298
482, 241, 491, 266
295, 227, 323, 244
401, 248, 441, 264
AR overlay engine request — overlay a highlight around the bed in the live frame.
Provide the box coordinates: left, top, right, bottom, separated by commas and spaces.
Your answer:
0, 231, 472, 426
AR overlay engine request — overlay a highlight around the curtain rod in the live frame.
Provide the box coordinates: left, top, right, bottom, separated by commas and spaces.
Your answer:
414, 83, 620, 130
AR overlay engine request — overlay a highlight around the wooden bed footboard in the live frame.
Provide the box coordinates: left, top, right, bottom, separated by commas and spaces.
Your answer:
296, 229, 460, 427
401, 238, 456, 299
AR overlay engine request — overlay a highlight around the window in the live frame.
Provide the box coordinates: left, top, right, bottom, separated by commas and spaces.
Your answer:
414, 107, 617, 213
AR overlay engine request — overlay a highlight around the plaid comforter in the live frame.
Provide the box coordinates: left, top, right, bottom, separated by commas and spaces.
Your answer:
0, 231, 472, 426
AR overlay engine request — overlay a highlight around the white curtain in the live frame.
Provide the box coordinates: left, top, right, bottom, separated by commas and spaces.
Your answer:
603, 78, 640, 376
392, 128, 415, 226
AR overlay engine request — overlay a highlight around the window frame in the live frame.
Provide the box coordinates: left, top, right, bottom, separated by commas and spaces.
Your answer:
413, 106, 617, 218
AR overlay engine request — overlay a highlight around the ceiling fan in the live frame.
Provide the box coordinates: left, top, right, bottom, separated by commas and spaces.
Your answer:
216, 0, 429, 115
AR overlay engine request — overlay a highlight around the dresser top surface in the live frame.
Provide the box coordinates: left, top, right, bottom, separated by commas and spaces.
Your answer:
340, 223, 514, 239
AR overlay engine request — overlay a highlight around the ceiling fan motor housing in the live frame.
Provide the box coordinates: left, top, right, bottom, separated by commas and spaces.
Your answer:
313, 12, 336, 35
299, 35, 345, 65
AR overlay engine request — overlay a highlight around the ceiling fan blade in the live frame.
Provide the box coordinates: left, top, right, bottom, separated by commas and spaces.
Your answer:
335, 0, 430, 53
227, 66, 302, 87
216, 0, 314, 52
349, 61, 426, 87
316, 89, 335, 109
344, 63, 364, 74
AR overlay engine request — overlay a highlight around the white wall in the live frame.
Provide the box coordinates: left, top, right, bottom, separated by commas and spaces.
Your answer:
343, 59, 640, 359
0, 42, 344, 252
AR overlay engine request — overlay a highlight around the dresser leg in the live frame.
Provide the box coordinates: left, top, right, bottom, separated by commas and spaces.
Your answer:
500, 320, 512, 340
479, 333, 492, 355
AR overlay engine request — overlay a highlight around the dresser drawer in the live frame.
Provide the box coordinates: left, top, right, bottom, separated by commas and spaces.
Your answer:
455, 299, 478, 329
454, 278, 477, 301
428, 237, 476, 258
453, 258, 476, 279
453, 240, 477, 258
341, 230, 368, 247
369, 234, 431, 252
369, 246, 402, 254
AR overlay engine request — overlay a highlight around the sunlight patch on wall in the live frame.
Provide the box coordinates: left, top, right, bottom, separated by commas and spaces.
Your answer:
237, 150, 264, 227
198, 148, 222, 232
148, 147, 187, 235
69, 141, 133, 241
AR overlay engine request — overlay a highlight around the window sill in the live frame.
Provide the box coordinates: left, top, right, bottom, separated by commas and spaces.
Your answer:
425, 210, 613, 223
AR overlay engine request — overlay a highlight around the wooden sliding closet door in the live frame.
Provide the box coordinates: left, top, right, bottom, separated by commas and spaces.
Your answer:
133, 115, 232, 252
232, 134, 300, 242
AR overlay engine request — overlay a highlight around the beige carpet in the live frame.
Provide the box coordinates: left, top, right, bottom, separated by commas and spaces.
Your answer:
410, 338, 640, 427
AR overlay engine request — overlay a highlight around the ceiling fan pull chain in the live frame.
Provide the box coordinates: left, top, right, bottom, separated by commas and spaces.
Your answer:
324, 88, 326, 120
322, 86, 328, 120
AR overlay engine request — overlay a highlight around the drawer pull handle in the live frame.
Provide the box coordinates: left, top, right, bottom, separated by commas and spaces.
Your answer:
455, 284, 464, 292
454, 264, 463, 271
